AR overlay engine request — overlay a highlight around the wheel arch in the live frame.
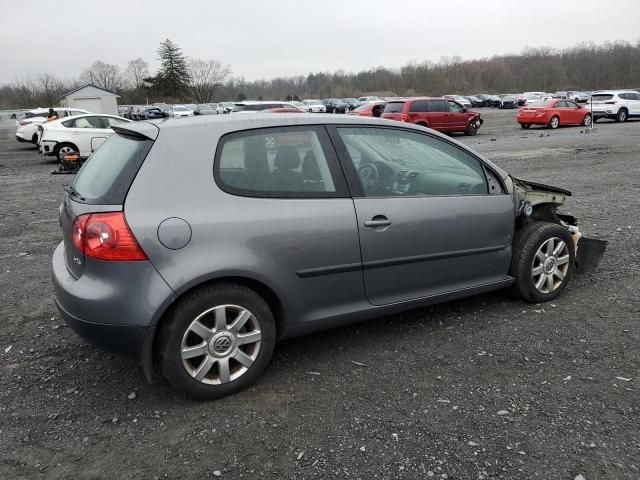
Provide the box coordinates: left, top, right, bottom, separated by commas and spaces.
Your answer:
146, 274, 286, 382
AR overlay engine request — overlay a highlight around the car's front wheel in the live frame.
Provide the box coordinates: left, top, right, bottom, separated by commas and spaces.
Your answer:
160, 283, 276, 400
54, 143, 78, 162
582, 114, 592, 126
548, 116, 560, 129
465, 122, 478, 136
510, 222, 575, 303
520, 123, 531, 129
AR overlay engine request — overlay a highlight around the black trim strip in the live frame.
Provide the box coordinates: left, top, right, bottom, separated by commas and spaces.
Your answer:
363, 245, 507, 270
296, 244, 507, 278
296, 262, 362, 278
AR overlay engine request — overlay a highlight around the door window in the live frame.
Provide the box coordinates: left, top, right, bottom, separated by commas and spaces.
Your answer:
336, 127, 489, 197
428, 100, 448, 112
215, 127, 346, 197
448, 101, 464, 112
70, 116, 103, 128
408, 100, 429, 113
102, 116, 128, 127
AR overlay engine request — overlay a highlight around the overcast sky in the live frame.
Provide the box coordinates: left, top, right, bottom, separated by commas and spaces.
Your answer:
1, 0, 639, 84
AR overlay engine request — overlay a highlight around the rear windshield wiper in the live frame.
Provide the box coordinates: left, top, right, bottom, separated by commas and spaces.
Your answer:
63, 184, 86, 201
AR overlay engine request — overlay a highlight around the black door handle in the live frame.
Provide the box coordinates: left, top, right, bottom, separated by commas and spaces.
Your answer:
364, 215, 392, 228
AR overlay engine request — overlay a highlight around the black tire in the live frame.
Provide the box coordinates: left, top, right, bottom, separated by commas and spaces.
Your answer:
465, 122, 478, 136
31, 133, 39, 144
582, 114, 592, 127
54, 142, 78, 162
520, 123, 531, 129
548, 116, 560, 129
616, 108, 628, 123
510, 222, 575, 303
160, 282, 276, 400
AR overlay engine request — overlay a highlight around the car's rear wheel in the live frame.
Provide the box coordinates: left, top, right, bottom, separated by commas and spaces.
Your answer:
616, 108, 628, 123
520, 124, 531, 129
160, 283, 276, 400
582, 114, 592, 126
510, 222, 575, 303
548, 116, 560, 129
54, 143, 78, 162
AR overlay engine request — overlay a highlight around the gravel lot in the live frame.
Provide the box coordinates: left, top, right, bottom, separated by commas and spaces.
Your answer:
1, 110, 638, 480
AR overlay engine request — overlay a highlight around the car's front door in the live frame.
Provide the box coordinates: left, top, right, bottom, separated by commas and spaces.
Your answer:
426, 99, 449, 130
447, 100, 469, 130
329, 125, 514, 306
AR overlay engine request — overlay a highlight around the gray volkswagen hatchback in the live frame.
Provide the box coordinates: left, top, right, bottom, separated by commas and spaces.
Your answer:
53, 114, 584, 399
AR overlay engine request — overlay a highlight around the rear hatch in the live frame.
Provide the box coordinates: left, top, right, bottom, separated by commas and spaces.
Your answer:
381, 101, 405, 120
589, 94, 615, 112
60, 130, 155, 278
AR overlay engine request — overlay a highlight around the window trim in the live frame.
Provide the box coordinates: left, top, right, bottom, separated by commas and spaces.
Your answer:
327, 124, 508, 199
213, 125, 350, 199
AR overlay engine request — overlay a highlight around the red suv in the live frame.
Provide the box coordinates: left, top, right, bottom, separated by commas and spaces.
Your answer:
381, 97, 483, 135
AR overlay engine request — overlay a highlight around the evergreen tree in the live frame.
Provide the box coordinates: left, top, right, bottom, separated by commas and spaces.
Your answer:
154, 39, 191, 99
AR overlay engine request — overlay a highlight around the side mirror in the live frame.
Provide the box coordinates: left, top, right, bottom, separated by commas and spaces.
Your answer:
461, 108, 467, 113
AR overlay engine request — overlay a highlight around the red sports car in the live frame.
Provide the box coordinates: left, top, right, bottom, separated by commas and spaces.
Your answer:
347, 102, 386, 117
517, 99, 592, 129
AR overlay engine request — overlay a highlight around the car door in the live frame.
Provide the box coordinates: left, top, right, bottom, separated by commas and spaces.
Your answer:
447, 101, 470, 130
328, 125, 514, 306
564, 100, 582, 124
426, 99, 449, 130
207, 125, 364, 326
68, 116, 107, 157
628, 93, 640, 115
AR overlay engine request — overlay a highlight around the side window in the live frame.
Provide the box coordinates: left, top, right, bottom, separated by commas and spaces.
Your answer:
618, 93, 629, 100
336, 127, 489, 197
215, 127, 345, 197
429, 100, 448, 112
103, 117, 127, 127
409, 100, 429, 113
566, 101, 578, 108
72, 117, 94, 128
448, 101, 463, 113
555, 101, 567, 108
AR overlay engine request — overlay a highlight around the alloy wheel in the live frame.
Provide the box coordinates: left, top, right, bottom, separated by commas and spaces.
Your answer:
531, 237, 570, 294
180, 304, 262, 385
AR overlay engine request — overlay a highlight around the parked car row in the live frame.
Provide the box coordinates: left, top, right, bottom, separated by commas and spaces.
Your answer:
516, 90, 640, 129
15, 107, 90, 144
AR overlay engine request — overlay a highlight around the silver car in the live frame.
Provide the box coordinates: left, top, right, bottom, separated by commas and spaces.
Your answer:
52, 114, 586, 399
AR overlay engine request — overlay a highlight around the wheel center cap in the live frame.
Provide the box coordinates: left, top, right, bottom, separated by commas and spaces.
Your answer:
544, 257, 556, 274
209, 332, 235, 356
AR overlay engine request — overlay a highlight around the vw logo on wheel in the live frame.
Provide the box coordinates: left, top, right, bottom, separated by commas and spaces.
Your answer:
213, 336, 232, 353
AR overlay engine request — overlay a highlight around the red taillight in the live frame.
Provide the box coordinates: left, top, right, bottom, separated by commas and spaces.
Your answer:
400, 113, 408, 122
72, 212, 147, 261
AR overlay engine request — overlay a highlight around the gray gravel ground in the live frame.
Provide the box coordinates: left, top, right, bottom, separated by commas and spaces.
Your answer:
0, 110, 638, 480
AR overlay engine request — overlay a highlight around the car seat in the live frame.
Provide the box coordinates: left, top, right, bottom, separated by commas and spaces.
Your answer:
272, 145, 303, 191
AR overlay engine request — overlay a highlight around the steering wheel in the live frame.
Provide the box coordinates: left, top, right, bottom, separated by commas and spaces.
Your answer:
357, 163, 379, 192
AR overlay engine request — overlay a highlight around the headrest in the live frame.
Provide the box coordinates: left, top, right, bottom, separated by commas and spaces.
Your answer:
274, 145, 300, 171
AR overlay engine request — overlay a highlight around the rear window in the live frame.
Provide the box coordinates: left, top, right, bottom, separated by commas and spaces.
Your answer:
383, 102, 405, 113
591, 94, 614, 101
72, 134, 152, 204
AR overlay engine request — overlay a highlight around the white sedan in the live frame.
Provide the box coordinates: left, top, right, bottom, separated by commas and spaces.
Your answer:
302, 99, 327, 113
39, 114, 131, 161
16, 107, 89, 144
172, 105, 195, 117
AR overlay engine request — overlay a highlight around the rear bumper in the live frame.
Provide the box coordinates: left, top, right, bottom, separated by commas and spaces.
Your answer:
54, 296, 148, 361
51, 242, 175, 372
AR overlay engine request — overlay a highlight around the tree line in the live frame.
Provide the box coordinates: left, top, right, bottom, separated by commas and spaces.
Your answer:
1, 39, 639, 110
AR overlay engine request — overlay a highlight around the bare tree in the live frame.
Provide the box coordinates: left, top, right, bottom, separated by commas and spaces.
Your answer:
126, 58, 149, 89
80, 61, 122, 92
188, 59, 232, 103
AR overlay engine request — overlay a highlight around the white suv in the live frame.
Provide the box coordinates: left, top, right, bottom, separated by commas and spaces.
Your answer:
590, 90, 640, 123
16, 108, 89, 144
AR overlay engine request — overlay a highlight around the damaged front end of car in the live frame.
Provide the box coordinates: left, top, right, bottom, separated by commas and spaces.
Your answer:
506, 176, 607, 272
